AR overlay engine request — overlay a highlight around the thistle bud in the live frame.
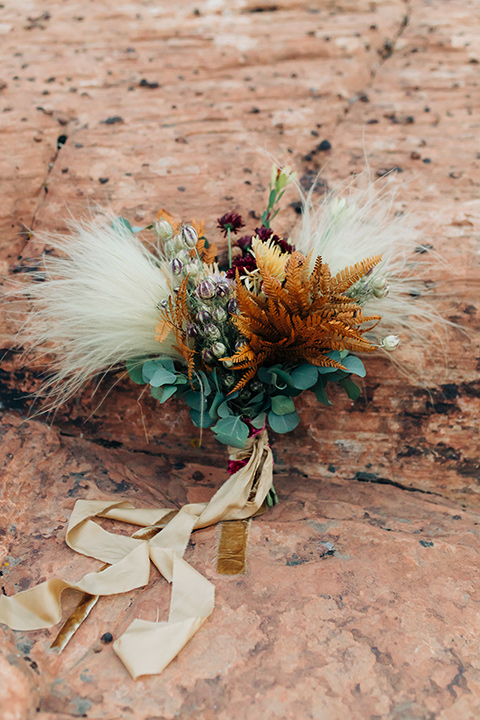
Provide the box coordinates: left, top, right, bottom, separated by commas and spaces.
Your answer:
177, 249, 190, 265
216, 281, 231, 298
197, 278, 216, 299
381, 335, 400, 351
173, 234, 185, 253
171, 258, 183, 276
196, 309, 212, 324
181, 225, 198, 249
201, 348, 214, 363
163, 240, 175, 258
204, 323, 221, 340
372, 276, 389, 299
211, 341, 226, 358
222, 359, 233, 369
184, 262, 201, 278
234, 339, 245, 351
227, 298, 239, 314
155, 219, 173, 242
212, 307, 227, 323
186, 323, 199, 338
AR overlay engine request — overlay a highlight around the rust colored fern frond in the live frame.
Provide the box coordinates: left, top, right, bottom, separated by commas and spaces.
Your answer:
332, 255, 382, 293
224, 250, 383, 387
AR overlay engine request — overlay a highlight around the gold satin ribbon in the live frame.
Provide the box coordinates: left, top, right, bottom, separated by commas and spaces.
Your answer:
0, 431, 273, 679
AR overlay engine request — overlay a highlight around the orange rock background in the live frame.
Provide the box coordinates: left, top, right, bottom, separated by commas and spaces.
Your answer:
0, 1, 479, 718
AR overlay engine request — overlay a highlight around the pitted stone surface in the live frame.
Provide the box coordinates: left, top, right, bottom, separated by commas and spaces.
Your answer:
0, 1, 479, 719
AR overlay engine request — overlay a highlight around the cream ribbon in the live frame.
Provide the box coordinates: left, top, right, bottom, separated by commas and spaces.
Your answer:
0, 430, 273, 679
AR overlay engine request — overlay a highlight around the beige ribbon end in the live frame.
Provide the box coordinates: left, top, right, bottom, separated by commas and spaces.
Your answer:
0, 430, 273, 676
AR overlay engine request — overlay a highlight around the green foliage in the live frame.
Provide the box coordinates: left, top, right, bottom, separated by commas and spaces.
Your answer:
340, 355, 366, 377
112, 216, 133, 233
271, 395, 295, 415
124, 349, 367, 448
212, 416, 250, 448
290, 363, 318, 389
268, 410, 300, 434
126, 358, 146, 385
340, 378, 361, 401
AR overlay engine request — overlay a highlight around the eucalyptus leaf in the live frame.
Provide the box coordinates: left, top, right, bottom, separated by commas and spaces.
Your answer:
340, 378, 361, 401
268, 410, 300, 434
247, 391, 264, 406
251, 413, 266, 429
158, 356, 176, 372
217, 400, 233, 418
190, 409, 216, 428
257, 367, 272, 384
290, 364, 318, 390
174, 375, 189, 385
313, 377, 332, 406
142, 357, 175, 381
125, 359, 146, 385
340, 355, 366, 377
151, 385, 177, 403
212, 416, 249, 449
192, 370, 212, 397
273, 368, 294, 388
271, 395, 295, 416
184, 390, 207, 411
328, 370, 349, 381
112, 216, 132, 233
149, 367, 177, 388
326, 350, 342, 363
209, 391, 225, 418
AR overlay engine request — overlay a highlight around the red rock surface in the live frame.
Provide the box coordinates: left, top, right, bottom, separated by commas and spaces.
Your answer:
1, 1, 479, 718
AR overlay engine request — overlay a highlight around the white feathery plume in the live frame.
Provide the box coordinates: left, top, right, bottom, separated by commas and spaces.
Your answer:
13, 216, 182, 408
293, 171, 450, 345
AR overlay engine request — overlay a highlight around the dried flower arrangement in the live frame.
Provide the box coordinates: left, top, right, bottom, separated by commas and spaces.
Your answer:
0, 165, 440, 678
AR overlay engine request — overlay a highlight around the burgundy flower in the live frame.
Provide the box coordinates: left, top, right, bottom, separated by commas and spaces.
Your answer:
254, 226, 294, 254
236, 234, 253, 251
255, 226, 275, 242
225, 254, 257, 279
217, 212, 245, 238
274, 237, 295, 254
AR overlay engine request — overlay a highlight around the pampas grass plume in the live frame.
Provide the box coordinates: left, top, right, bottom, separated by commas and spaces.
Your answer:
12, 216, 181, 408
293, 171, 450, 346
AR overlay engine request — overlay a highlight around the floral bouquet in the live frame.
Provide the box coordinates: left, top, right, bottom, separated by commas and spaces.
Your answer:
0, 165, 435, 678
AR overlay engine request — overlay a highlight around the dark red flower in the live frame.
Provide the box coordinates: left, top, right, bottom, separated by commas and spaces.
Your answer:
236, 234, 253, 251
254, 226, 275, 242
254, 226, 294, 254
217, 212, 245, 237
225, 253, 257, 279
274, 237, 295, 254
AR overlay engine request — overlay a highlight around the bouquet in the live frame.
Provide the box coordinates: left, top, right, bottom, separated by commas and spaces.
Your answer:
0, 165, 437, 678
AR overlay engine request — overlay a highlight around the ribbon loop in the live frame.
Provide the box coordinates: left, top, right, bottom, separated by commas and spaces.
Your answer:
0, 430, 273, 678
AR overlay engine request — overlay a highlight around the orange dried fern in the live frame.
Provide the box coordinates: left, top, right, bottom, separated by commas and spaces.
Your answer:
157, 277, 196, 379
224, 252, 382, 391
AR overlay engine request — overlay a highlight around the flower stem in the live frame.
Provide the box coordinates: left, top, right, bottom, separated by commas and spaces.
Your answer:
227, 227, 232, 268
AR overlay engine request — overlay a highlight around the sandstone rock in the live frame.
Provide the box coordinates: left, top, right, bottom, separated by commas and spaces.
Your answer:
0, 0, 479, 718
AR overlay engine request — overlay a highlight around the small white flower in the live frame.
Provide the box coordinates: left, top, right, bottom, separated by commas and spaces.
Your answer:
371, 276, 389, 298
381, 335, 400, 351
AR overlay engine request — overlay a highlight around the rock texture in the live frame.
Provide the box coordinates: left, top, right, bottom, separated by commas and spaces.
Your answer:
0, 1, 479, 718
